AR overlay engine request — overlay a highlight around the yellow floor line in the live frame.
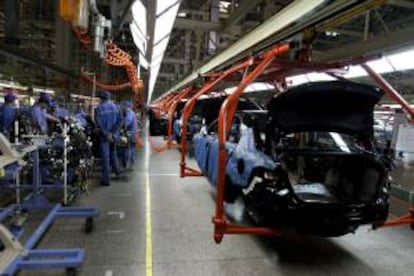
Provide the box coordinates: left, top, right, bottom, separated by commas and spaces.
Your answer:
145, 140, 153, 276
145, 171, 153, 276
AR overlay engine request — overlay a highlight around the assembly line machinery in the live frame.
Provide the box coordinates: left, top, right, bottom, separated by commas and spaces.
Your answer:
0, 126, 98, 275
150, 41, 414, 243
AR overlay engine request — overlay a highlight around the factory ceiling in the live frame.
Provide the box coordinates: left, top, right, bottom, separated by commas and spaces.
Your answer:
0, 1, 414, 102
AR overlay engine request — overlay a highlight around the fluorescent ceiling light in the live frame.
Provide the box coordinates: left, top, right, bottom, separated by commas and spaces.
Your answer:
151, 55, 164, 68
139, 53, 149, 69
387, 49, 414, 71
166, 0, 326, 95
33, 88, 55, 94
325, 30, 340, 37
224, 87, 236, 94
287, 74, 309, 86
0, 81, 28, 90
245, 82, 274, 92
131, 0, 147, 38
147, 0, 180, 102
366, 57, 394, 74
149, 63, 162, 98
152, 36, 171, 61
130, 0, 147, 54
343, 65, 368, 79
306, 72, 335, 82
177, 12, 187, 17
70, 94, 99, 100
130, 22, 146, 54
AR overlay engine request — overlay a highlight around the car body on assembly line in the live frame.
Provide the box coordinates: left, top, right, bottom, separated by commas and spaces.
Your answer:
193, 81, 392, 237
174, 95, 263, 143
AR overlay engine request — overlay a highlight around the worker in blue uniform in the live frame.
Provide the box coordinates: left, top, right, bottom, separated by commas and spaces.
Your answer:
95, 91, 121, 186
0, 92, 18, 140
49, 99, 69, 121
117, 101, 128, 169
31, 93, 50, 134
75, 105, 88, 128
122, 100, 137, 169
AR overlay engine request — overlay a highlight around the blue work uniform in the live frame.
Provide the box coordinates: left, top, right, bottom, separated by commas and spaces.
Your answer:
120, 108, 137, 169
0, 104, 17, 139
54, 106, 69, 120
95, 100, 121, 186
31, 104, 48, 134
75, 110, 88, 128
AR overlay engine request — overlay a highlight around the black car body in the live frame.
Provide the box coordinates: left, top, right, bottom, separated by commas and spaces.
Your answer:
194, 81, 391, 237
173, 95, 263, 142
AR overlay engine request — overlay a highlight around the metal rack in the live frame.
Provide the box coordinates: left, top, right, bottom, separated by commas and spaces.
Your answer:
0, 204, 98, 275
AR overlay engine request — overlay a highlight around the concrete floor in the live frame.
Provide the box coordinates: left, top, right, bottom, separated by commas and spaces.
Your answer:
392, 161, 414, 192
13, 140, 414, 276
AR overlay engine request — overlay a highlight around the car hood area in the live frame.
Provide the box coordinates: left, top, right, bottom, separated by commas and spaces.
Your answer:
267, 81, 384, 138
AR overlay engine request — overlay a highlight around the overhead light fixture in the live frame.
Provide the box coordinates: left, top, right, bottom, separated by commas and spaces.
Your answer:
177, 12, 187, 18
0, 80, 28, 90
325, 30, 340, 37
33, 87, 55, 94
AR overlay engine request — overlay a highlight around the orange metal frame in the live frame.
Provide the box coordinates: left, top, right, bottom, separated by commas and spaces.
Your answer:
151, 42, 414, 242
148, 87, 194, 152
361, 64, 414, 230
179, 58, 255, 177
147, 92, 179, 152
380, 208, 414, 229
153, 53, 378, 156
362, 64, 414, 122
209, 46, 413, 242
213, 44, 290, 243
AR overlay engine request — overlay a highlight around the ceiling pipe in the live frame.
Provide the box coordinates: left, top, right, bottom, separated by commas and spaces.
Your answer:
89, 0, 112, 58
161, 0, 327, 98
158, 0, 377, 101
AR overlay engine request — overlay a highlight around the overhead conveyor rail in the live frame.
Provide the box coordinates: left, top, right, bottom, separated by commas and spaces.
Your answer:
148, 87, 194, 153
158, 0, 392, 99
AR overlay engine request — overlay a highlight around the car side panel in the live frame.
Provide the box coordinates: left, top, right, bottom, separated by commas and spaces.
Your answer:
194, 133, 237, 186
193, 133, 210, 173
226, 128, 277, 187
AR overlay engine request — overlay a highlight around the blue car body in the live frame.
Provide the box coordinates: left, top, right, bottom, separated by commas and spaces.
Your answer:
194, 120, 274, 188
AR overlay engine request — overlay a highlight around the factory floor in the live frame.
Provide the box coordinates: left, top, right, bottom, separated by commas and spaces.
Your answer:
19, 138, 414, 276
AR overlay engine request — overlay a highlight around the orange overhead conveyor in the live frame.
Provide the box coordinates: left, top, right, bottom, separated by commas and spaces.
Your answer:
151, 41, 414, 243
147, 87, 194, 152
148, 0, 414, 242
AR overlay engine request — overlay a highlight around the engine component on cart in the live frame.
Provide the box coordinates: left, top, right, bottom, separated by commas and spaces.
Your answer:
40, 116, 94, 193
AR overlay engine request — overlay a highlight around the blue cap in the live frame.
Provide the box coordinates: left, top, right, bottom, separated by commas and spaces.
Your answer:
49, 99, 58, 107
4, 92, 17, 102
39, 92, 51, 104
120, 100, 132, 107
125, 100, 133, 108
98, 91, 111, 100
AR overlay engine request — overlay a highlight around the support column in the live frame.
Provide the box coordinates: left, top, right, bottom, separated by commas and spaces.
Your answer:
195, 31, 202, 68
184, 31, 191, 73
55, 1, 73, 95
4, 0, 21, 45
55, 6, 71, 69
208, 0, 220, 55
